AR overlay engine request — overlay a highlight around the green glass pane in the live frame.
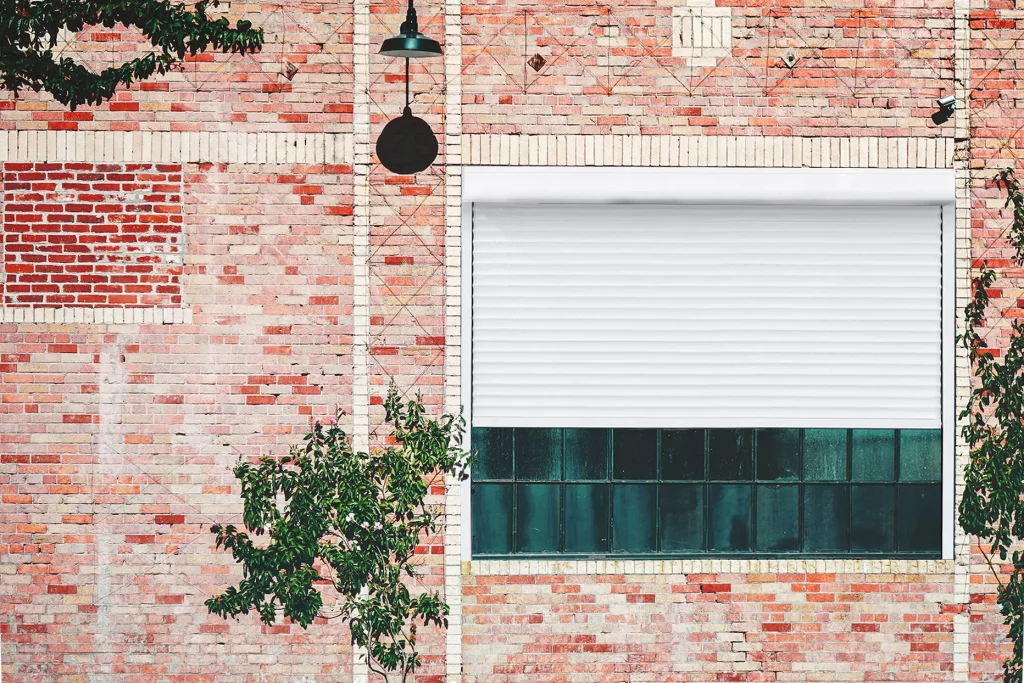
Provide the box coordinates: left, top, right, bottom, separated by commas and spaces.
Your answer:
662, 430, 704, 480
852, 430, 895, 482
803, 485, 849, 552
516, 428, 562, 481
660, 484, 704, 552
756, 485, 800, 552
471, 483, 512, 555
803, 429, 847, 481
898, 484, 942, 553
565, 429, 609, 481
708, 484, 751, 551
516, 484, 560, 553
613, 429, 657, 480
564, 484, 609, 553
756, 429, 799, 481
471, 427, 513, 480
851, 485, 895, 552
708, 430, 752, 481
612, 484, 656, 552
899, 430, 942, 482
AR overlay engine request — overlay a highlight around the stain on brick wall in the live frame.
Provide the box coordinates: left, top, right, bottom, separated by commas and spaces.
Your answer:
1, 162, 183, 307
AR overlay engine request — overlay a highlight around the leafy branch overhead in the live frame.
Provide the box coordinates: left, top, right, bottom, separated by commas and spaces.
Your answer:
207, 387, 471, 683
959, 168, 1024, 683
0, 0, 262, 109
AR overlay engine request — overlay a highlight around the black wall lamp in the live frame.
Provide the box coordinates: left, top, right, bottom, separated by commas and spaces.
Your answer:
376, 0, 442, 175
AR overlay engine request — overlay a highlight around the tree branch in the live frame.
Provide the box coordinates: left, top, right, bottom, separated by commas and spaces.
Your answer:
365, 651, 391, 683
979, 538, 1007, 591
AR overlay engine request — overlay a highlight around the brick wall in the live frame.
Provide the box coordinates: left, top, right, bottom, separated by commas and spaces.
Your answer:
0, 11, 355, 133
462, 567, 957, 681
1, 0, 1021, 681
963, 6, 1024, 682
460, 2, 955, 137
0, 159, 358, 680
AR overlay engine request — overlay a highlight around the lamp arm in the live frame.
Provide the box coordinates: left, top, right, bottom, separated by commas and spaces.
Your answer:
400, 0, 418, 34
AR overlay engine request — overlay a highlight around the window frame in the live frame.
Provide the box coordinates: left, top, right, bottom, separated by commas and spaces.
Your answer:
470, 427, 943, 558
460, 166, 956, 562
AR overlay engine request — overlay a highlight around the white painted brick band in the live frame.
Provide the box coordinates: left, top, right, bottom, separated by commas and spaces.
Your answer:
462, 134, 955, 168
0, 307, 192, 325
0, 130, 354, 165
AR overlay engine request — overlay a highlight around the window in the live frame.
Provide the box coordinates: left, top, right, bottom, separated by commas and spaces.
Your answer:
466, 179, 950, 560
471, 427, 942, 556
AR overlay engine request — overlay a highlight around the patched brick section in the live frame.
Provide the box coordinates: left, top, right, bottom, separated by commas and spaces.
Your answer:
463, 571, 957, 681
1, 162, 183, 307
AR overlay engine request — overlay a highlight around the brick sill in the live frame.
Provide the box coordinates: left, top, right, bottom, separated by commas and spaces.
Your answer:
466, 558, 955, 576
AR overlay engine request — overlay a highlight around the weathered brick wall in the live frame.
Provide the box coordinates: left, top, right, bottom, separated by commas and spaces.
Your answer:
460, 2, 955, 136
0, 8, 355, 133
462, 567, 957, 681
1, 0, 1021, 680
962, 4, 1024, 682
0, 159, 357, 680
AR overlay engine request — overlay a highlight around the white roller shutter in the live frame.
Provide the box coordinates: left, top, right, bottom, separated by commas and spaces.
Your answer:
471, 203, 941, 429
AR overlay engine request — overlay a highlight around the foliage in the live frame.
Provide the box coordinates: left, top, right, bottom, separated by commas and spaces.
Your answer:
1, 0, 262, 109
959, 168, 1024, 683
207, 387, 470, 683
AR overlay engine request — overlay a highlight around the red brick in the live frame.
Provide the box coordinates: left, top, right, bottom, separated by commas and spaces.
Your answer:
763, 623, 791, 632
155, 515, 184, 525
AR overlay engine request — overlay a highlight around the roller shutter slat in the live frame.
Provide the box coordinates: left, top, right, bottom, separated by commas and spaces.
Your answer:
472, 203, 941, 429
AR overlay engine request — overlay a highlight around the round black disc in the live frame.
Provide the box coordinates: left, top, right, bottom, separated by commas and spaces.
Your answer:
376, 108, 438, 175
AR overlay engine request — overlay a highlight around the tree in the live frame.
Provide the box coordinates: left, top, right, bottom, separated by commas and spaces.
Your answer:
206, 386, 470, 683
1, 0, 262, 109
959, 168, 1024, 683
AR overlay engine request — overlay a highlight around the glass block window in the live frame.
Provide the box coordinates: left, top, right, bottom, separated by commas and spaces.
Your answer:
470, 427, 942, 557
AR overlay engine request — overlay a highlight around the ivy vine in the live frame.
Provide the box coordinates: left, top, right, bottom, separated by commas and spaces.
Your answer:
1, 0, 263, 109
959, 168, 1024, 683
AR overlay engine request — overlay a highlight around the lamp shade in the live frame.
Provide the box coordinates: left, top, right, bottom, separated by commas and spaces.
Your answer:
379, 0, 442, 58
380, 33, 442, 58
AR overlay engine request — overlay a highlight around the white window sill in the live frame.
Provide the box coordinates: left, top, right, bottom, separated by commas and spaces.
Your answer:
465, 558, 954, 576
